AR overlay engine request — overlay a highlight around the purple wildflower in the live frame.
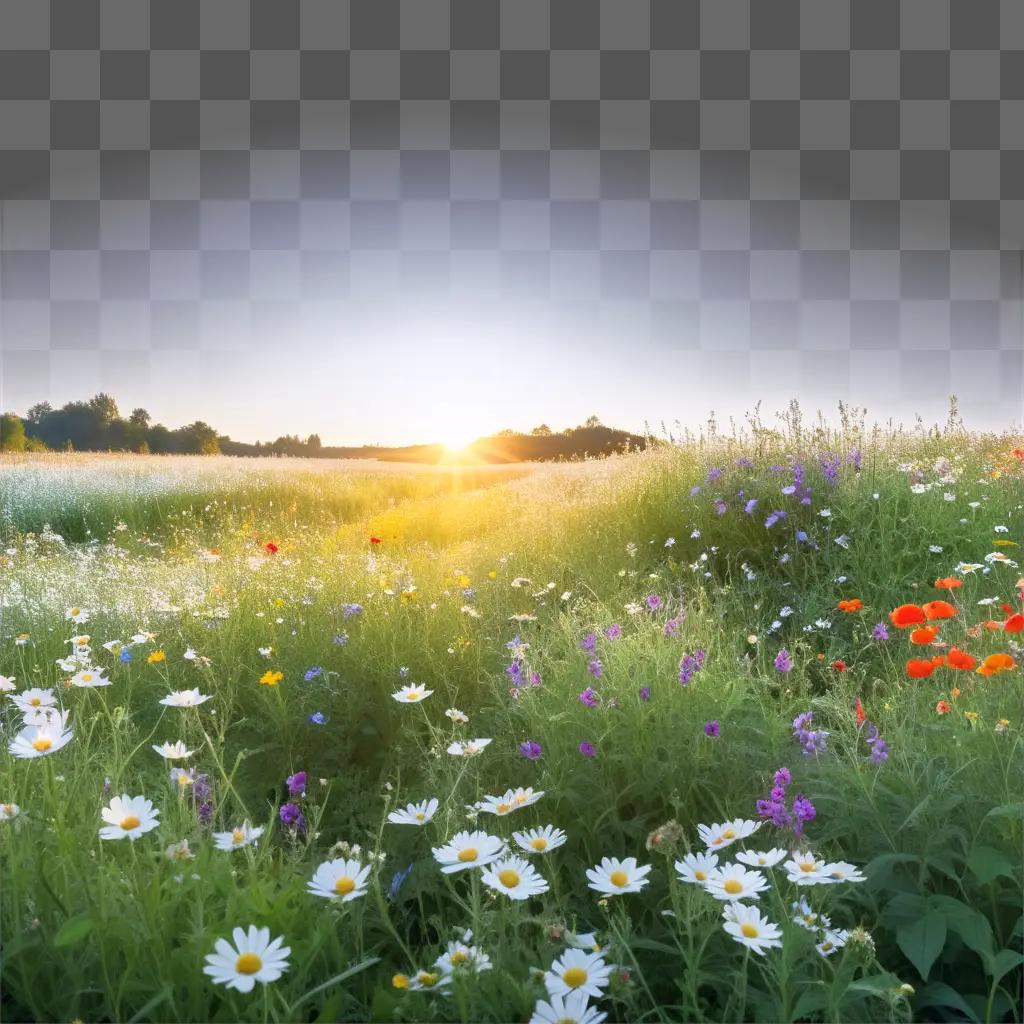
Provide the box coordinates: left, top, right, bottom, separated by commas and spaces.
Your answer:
519, 740, 542, 761
774, 648, 793, 673
663, 615, 685, 638
580, 632, 597, 652
714, 499, 728, 516
703, 720, 720, 738
871, 621, 890, 641
793, 711, 830, 756
587, 659, 603, 678
765, 510, 788, 528
773, 767, 791, 788
119, 648, 132, 663
529, 671, 542, 687
744, 498, 759, 514
678, 649, 706, 686
341, 603, 363, 618
690, 485, 701, 497
639, 686, 651, 701
579, 687, 599, 707
332, 633, 349, 646
735, 456, 753, 469
286, 771, 307, 798
578, 741, 597, 758
646, 594, 662, 611
279, 802, 306, 833
605, 623, 622, 640
308, 711, 327, 725
707, 467, 723, 482
303, 665, 323, 682
792, 793, 816, 823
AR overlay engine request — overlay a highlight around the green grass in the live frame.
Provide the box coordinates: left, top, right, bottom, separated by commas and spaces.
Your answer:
1, 429, 1022, 1023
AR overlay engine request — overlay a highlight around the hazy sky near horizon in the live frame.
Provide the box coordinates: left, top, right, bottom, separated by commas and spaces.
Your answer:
1, 0, 1023, 444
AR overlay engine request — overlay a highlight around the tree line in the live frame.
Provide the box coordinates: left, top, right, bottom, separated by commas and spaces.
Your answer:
1, 396, 647, 462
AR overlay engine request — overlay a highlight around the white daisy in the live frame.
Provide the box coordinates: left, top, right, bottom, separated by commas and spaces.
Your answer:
152, 740, 196, 760
66, 606, 90, 624
791, 898, 831, 932
783, 852, 830, 885
388, 798, 439, 826
697, 818, 762, 850
391, 684, 433, 703
10, 688, 57, 715
816, 929, 850, 957
99, 794, 160, 841
406, 968, 452, 992
477, 786, 544, 816
566, 931, 602, 953
722, 903, 783, 955
307, 857, 372, 902
705, 863, 770, 902
585, 856, 651, 896
543, 948, 613, 1000
512, 825, 567, 855
447, 738, 492, 756
431, 830, 505, 874
19, 703, 69, 728
70, 667, 110, 688
480, 856, 550, 900
0, 675, 16, 691
158, 689, 211, 708
203, 925, 290, 993
9, 719, 73, 759
530, 990, 607, 1024
820, 861, 867, 883
736, 848, 787, 869
213, 822, 265, 851
1, 802, 21, 821
674, 851, 719, 885
435, 940, 492, 975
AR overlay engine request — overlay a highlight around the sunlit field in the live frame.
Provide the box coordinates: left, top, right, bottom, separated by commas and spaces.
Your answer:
1, 419, 1022, 1024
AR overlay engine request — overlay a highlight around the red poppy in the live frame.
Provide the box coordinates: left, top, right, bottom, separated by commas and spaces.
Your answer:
934, 577, 962, 589
947, 646, 977, 671
890, 604, 926, 628
1011, 448, 1024, 460
1001, 603, 1015, 614
910, 626, 940, 645
1004, 613, 1024, 633
935, 700, 952, 715
369, 536, 382, 545
906, 658, 936, 679
264, 541, 279, 554
922, 600, 957, 621
855, 697, 865, 724
831, 660, 847, 671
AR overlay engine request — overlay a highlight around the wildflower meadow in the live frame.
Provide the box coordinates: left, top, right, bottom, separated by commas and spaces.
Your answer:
1, 413, 1023, 1023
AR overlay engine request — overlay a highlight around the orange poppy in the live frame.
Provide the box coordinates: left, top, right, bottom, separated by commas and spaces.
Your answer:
837, 598, 863, 612
950, 686, 961, 699
934, 577, 962, 589
890, 604, 926, 628
981, 619, 1003, 631
910, 626, 940, 645
922, 600, 957, 620
936, 700, 952, 715
906, 659, 936, 679
1003, 612, 1024, 633
1012, 448, 1024, 460
931, 654, 947, 667
855, 697, 865, 724
977, 653, 1016, 676
947, 647, 977, 671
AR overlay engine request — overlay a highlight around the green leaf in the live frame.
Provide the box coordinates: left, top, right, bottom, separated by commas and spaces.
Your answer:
928, 895, 994, 961
986, 948, 1024, 984
897, 911, 947, 981
53, 914, 94, 948
967, 845, 1018, 885
790, 984, 828, 1019
917, 981, 981, 1022
984, 802, 1024, 822
864, 852, 919, 891
882, 892, 929, 930
846, 971, 904, 997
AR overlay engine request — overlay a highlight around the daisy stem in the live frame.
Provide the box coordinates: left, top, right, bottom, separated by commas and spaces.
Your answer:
608, 905, 667, 1023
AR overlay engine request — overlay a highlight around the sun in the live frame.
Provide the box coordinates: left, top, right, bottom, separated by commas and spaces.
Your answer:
437, 428, 478, 453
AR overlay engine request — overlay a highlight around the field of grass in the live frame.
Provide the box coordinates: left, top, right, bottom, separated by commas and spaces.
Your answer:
1, 422, 1022, 1024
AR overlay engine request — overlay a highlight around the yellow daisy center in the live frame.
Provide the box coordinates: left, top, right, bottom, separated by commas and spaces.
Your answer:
235, 952, 262, 975
70, 608, 80, 616
82, 674, 92, 682
334, 876, 356, 896
232, 829, 246, 844
802, 914, 816, 924
498, 869, 520, 888
392, 974, 409, 989
821, 941, 834, 952
121, 815, 141, 830
31, 737, 52, 751
799, 861, 816, 872
530, 837, 548, 851
29, 698, 41, 707
450, 951, 468, 965
609, 870, 629, 887
406, 690, 421, 701
3, 804, 15, 814
724, 879, 743, 894
514, 793, 527, 805
741, 923, 759, 939
414, 812, 425, 821
417, 972, 439, 988
722, 829, 736, 839
562, 967, 588, 988
496, 802, 512, 814
457, 847, 478, 862
694, 870, 707, 881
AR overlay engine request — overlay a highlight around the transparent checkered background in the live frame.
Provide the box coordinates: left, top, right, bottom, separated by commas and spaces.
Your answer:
1, 0, 1022, 428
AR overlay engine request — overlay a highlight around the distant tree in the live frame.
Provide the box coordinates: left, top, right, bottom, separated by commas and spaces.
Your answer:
129, 408, 151, 428
494, 428, 516, 437
88, 393, 120, 425
26, 402, 52, 424
307, 433, 322, 451
179, 421, 220, 455
531, 424, 552, 436
583, 415, 602, 429
0, 413, 27, 451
